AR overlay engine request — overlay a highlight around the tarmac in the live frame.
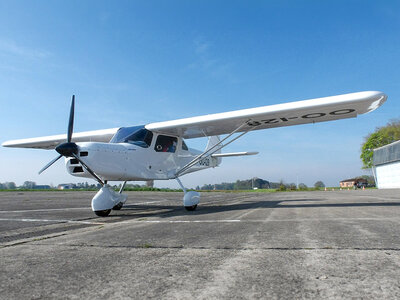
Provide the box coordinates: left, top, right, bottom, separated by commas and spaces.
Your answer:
1, 189, 400, 299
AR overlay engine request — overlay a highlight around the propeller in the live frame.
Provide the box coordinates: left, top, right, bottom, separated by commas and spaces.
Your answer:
38, 95, 104, 186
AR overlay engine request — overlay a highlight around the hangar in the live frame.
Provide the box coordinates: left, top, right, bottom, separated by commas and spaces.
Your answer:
373, 140, 400, 189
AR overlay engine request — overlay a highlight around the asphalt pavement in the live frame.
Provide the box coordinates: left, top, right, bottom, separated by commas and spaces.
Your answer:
1, 189, 400, 299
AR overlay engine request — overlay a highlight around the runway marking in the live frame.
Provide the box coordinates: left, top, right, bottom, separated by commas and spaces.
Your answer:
126, 217, 399, 224
0, 200, 169, 213
132, 219, 242, 223
129, 199, 170, 205
0, 216, 396, 227
0, 218, 105, 225
0, 207, 88, 213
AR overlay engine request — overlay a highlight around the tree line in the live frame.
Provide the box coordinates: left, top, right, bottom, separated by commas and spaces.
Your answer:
196, 178, 328, 191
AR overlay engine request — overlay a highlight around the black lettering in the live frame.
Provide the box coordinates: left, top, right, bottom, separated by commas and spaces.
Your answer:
329, 109, 355, 115
261, 118, 279, 124
302, 113, 326, 119
247, 120, 261, 126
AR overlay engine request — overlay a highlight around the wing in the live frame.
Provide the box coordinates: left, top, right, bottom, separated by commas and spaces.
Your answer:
146, 91, 386, 139
2, 128, 119, 149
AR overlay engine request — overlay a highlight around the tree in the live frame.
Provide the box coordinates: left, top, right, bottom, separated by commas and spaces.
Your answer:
361, 119, 400, 169
278, 180, 286, 191
314, 181, 325, 188
4, 182, 16, 189
23, 181, 36, 189
298, 183, 308, 190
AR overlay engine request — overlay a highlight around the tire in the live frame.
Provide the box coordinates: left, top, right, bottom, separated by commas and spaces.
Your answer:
112, 202, 123, 210
94, 209, 111, 217
184, 204, 197, 211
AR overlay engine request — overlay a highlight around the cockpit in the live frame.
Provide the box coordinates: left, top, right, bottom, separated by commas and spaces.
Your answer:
110, 125, 189, 153
110, 126, 153, 148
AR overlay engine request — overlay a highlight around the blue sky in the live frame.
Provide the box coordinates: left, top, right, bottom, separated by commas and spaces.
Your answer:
0, 1, 399, 188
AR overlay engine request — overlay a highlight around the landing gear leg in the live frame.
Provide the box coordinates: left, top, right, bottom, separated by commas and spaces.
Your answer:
92, 185, 127, 216
113, 181, 127, 210
176, 177, 200, 211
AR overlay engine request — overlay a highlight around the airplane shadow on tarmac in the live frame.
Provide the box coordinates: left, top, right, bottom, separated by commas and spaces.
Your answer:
110, 198, 400, 220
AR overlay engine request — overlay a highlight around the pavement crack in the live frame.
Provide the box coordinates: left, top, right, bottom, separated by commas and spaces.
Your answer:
0, 233, 67, 248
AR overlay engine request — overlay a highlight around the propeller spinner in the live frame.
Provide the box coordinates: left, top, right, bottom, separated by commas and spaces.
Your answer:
38, 96, 104, 186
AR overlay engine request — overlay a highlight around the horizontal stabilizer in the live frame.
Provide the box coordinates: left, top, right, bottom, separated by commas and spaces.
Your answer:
211, 151, 259, 158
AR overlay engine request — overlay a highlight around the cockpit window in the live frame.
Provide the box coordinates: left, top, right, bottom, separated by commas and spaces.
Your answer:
154, 135, 177, 153
110, 126, 153, 148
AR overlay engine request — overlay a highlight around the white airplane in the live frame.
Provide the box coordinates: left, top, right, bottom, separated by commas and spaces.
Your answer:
2, 91, 386, 216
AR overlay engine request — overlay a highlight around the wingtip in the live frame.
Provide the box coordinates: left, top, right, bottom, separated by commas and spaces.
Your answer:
2, 141, 13, 148
366, 91, 387, 113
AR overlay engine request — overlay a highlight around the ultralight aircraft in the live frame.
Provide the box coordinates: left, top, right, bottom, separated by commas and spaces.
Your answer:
2, 91, 386, 216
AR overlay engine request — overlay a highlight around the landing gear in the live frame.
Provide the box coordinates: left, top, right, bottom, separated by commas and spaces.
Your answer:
94, 209, 111, 217
112, 202, 123, 210
91, 185, 127, 217
176, 177, 200, 211
112, 181, 127, 211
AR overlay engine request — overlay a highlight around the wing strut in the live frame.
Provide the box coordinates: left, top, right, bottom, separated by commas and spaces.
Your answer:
175, 120, 256, 177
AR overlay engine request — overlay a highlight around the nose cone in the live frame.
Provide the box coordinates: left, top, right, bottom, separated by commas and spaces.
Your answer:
56, 142, 78, 157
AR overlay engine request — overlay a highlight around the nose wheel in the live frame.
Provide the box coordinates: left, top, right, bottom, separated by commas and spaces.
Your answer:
185, 204, 197, 211
94, 209, 111, 217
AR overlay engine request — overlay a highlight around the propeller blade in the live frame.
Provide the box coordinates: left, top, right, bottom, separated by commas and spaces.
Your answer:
72, 153, 104, 186
67, 95, 75, 143
38, 154, 62, 175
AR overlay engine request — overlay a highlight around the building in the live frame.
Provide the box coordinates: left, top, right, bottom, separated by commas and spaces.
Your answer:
373, 140, 400, 189
340, 178, 368, 188
57, 183, 77, 190
34, 185, 51, 190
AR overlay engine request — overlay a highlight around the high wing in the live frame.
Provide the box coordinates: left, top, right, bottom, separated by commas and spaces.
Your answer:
2, 91, 386, 149
146, 91, 386, 139
2, 128, 119, 149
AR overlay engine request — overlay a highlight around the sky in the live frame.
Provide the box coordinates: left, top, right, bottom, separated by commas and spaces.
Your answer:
0, 0, 399, 189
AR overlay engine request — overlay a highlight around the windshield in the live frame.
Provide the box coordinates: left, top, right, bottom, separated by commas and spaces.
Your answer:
110, 126, 153, 148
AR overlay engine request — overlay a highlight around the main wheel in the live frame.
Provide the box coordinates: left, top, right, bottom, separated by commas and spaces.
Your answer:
94, 209, 111, 217
112, 202, 123, 210
184, 204, 197, 211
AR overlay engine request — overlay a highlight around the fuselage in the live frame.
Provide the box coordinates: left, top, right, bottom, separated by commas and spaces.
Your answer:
65, 128, 219, 181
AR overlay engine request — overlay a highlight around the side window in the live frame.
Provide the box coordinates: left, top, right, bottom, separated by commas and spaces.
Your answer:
182, 140, 188, 151
155, 135, 178, 153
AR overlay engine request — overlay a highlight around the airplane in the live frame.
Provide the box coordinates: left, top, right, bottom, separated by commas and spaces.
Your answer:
2, 91, 386, 217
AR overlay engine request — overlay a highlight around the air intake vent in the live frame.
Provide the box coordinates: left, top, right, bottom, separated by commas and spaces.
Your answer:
73, 166, 84, 173
80, 151, 88, 157
70, 159, 79, 165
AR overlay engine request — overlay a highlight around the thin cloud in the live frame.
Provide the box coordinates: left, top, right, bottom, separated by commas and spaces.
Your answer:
189, 37, 238, 83
0, 39, 51, 59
